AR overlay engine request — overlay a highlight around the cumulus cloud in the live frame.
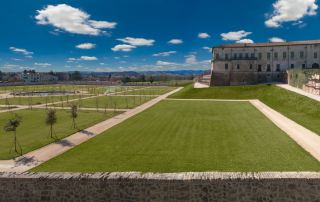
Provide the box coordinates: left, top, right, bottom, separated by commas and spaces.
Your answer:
117, 37, 155, 46
269, 37, 285, 42
76, 43, 96, 49
111, 44, 136, 52
265, 0, 318, 28
80, 56, 98, 61
221, 30, 252, 41
67, 56, 97, 62
34, 62, 51, 67
185, 54, 197, 64
156, 60, 175, 66
35, 4, 117, 35
168, 39, 183, 44
236, 39, 254, 44
203, 47, 212, 52
198, 33, 211, 38
153, 51, 176, 57
9, 47, 33, 57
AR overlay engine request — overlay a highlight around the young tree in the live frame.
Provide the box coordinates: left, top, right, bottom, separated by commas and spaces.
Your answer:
4, 115, 22, 155
45, 109, 57, 139
149, 76, 154, 84
71, 104, 78, 129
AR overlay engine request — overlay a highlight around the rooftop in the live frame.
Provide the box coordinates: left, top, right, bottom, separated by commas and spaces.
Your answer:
214, 40, 320, 49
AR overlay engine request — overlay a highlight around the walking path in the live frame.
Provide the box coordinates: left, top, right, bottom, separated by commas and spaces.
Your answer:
277, 84, 320, 102
0, 87, 182, 172
194, 82, 209, 89
250, 99, 320, 161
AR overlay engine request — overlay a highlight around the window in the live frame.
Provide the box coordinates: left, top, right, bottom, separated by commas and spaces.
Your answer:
250, 64, 253, 69
239, 53, 243, 59
245, 53, 249, 58
274, 52, 278, 60
258, 53, 262, 60
233, 53, 237, 59
267, 64, 271, 72
251, 53, 255, 58
291, 64, 294, 69
267, 52, 271, 60
302, 64, 306, 69
225, 63, 229, 70
216, 53, 219, 59
300, 51, 304, 59
276, 64, 280, 72
314, 52, 318, 59
258, 65, 262, 72
225, 54, 229, 60
237, 64, 240, 69
290, 52, 295, 59
283, 52, 287, 60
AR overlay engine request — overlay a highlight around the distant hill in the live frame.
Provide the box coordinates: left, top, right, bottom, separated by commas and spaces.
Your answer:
75, 70, 208, 77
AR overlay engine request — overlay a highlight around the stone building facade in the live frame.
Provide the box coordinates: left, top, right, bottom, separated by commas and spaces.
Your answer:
210, 40, 320, 86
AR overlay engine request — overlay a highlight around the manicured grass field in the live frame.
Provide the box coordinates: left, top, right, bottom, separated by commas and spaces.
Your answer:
0, 109, 118, 159
33, 100, 320, 172
171, 84, 320, 135
120, 87, 176, 95
0, 95, 90, 106
58, 95, 155, 109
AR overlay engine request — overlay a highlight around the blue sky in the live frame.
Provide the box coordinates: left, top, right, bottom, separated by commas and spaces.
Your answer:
1, 0, 320, 72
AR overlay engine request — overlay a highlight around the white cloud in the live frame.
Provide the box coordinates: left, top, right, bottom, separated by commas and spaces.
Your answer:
269, 37, 285, 42
156, 60, 175, 66
9, 47, 33, 57
236, 39, 254, 44
88, 20, 116, 29
117, 37, 155, 46
67, 56, 97, 62
34, 62, 51, 67
35, 4, 117, 35
168, 39, 183, 44
221, 30, 252, 41
80, 56, 98, 61
265, 0, 318, 28
185, 54, 197, 64
76, 43, 96, 49
203, 47, 212, 52
153, 51, 176, 57
198, 33, 211, 39
111, 44, 136, 52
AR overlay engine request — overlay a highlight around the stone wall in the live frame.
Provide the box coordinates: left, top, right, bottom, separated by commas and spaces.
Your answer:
0, 172, 320, 201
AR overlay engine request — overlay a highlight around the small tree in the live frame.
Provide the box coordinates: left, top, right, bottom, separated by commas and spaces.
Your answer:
71, 104, 78, 129
4, 114, 22, 155
45, 109, 57, 139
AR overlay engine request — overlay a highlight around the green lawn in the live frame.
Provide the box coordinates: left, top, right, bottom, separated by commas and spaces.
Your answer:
171, 84, 320, 135
0, 109, 118, 159
33, 100, 320, 172
57, 95, 156, 109
0, 95, 91, 106
120, 87, 176, 95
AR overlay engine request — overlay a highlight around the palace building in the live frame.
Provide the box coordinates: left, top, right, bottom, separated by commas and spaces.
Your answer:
210, 40, 320, 86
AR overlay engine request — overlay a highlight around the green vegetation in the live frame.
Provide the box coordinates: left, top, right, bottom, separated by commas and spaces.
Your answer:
0, 109, 117, 159
59, 95, 155, 109
33, 100, 320, 172
171, 84, 320, 135
0, 95, 90, 106
120, 87, 176, 95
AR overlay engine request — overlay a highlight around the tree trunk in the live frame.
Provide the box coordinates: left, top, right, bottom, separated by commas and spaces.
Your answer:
14, 131, 17, 153
50, 124, 53, 138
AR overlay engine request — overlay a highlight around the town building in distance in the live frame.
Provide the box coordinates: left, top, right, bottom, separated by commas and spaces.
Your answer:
210, 40, 320, 86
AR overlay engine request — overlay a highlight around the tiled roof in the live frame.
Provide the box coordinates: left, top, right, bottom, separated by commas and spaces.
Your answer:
214, 40, 320, 49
